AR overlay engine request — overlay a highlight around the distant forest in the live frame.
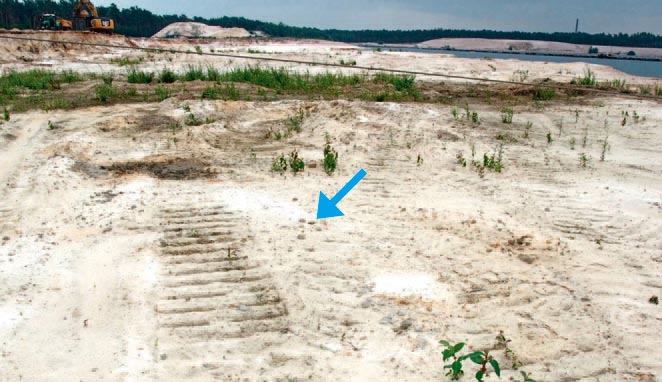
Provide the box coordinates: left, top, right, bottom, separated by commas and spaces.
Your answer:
1, 0, 661, 48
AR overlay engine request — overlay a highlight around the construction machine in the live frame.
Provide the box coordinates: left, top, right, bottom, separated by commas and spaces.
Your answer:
73, 0, 114, 33
39, 14, 72, 31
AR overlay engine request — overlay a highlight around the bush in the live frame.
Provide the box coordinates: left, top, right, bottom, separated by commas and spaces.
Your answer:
158, 68, 177, 83
588, 46, 599, 54
127, 68, 153, 84
323, 143, 338, 175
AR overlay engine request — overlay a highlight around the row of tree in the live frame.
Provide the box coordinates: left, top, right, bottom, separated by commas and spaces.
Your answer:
1, 0, 661, 48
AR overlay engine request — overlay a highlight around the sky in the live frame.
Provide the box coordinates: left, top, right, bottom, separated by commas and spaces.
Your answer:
95, 0, 662, 34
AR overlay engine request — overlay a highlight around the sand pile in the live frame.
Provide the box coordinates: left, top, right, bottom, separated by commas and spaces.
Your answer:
152, 22, 251, 39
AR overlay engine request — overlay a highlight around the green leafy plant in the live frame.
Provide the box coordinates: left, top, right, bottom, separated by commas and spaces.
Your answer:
271, 154, 287, 174
323, 143, 338, 175
440, 340, 501, 381
471, 112, 479, 124
3, 108, 9, 121
501, 108, 513, 124
47, 120, 62, 130
546, 131, 553, 144
288, 149, 305, 174
451, 107, 459, 120
456, 152, 467, 167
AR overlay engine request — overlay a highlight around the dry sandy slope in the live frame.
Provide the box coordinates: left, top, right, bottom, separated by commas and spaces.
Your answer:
0, 93, 661, 381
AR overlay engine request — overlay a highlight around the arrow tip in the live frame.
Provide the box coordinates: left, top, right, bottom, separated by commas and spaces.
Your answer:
316, 191, 344, 219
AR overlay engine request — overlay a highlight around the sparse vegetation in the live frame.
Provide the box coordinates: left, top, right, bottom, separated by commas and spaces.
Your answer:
201, 84, 240, 101
3, 108, 9, 121
546, 131, 553, 144
184, 113, 204, 126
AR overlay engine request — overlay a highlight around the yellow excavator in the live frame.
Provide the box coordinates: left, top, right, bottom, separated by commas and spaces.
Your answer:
73, 0, 114, 33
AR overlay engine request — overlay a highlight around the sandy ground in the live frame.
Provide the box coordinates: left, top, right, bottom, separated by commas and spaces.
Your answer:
0, 32, 661, 382
418, 38, 662, 58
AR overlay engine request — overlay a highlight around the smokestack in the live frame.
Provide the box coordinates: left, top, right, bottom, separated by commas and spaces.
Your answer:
575, 18, 579, 33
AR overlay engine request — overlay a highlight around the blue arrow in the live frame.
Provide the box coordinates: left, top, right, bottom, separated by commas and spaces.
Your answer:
316, 169, 367, 219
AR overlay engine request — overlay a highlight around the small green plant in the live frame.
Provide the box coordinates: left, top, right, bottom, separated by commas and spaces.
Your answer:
451, 107, 459, 120
127, 67, 153, 84
183, 104, 191, 112
577, 68, 597, 86
3, 108, 9, 121
323, 143, 338, 175
579, 152, 590, 168
501, 108, 513, 124
483, 144, 504, 172
533, 88, 555, 101
600, 131, 609, 162
546, 131, 553, 144
417, 154, 423, 166
95, 84, 114, 102
288, 149, 305, 174
158, 68, 177, 84
185, 113, 203, 126
286, 107, 305, 134
471, 112, 479, 124
195, 46, 203, 54
155, 86, 171, 101
271, 154, 287, 174
569, 137, 576, 150
440, 340, 501, 381
456, 152, 467, 167
47, 120, 62, 130
523, 121, 532, 139
102, 73, 114, 85
182, 65, 206, 81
